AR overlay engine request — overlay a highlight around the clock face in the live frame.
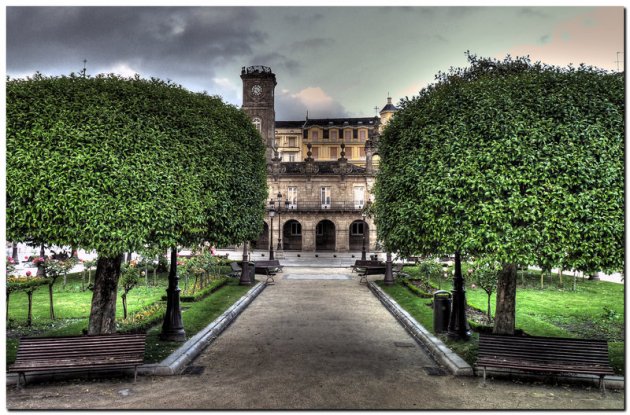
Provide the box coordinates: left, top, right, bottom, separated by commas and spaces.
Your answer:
251, 84, 262, 96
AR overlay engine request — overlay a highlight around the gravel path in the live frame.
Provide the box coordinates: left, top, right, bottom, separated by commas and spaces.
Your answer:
6, 267, 624, 410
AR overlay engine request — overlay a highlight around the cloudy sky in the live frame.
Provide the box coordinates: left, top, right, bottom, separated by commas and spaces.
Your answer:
5, 5, 624, 120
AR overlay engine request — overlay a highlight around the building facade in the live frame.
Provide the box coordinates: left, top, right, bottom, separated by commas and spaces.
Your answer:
240, 65, 396, 253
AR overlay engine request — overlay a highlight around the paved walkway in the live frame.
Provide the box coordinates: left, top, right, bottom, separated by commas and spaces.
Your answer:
6, 267, 624, 410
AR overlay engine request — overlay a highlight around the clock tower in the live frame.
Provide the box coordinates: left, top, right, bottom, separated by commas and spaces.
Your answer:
241, 66, 277, 161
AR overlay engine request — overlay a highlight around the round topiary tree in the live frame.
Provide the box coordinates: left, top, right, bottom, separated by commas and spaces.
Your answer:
374, 54, 624, 335
7, 73, 267, 334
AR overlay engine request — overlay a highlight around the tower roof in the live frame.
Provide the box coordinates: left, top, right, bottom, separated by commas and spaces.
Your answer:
380, 96, 398, 114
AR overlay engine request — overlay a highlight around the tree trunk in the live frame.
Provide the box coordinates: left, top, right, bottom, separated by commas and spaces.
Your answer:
37, 244, 46, 278
48, 282, 55, 320
122, 293, 128, 320
486, 292, 492, 323
558, 268, 563, 288
12, 242, 18, 262
27, 290, 33, 327
88, 255, 123, 335
493, 263, 517, 335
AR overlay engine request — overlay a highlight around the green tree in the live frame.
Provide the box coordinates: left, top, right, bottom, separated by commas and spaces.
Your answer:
471, 259, 500, 323
7, 73, 266, 334
120, 263, 140, 320
374, 54, 624, 335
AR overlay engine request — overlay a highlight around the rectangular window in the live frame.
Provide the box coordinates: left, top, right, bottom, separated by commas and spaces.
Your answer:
359, 147, 366, 158
288, 137, 297, 147
312, 130, 319, 140
353, 129, 358, 140
291, 222, 302, 235
316, 222, 324, 235
353, 186, 365, 209
351, 222, 365, 235
344, 129, 352, 140
311, 146, 319, 159
330, 130, 338, 140
330, 147, 338, 159
287, 187, 298, 209
287, 153, 296, 162
359, 130, 366, 140
320, 187, 331, 209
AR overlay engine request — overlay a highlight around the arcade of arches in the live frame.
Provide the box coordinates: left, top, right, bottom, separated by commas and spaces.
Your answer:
253, 216, 374, 252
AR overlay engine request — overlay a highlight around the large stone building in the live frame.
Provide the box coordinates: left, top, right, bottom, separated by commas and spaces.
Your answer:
240, 65, 396, 254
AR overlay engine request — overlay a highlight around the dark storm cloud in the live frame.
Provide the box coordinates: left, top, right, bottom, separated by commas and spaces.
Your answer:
249, 52, 301, 75
7, 7, 266, 79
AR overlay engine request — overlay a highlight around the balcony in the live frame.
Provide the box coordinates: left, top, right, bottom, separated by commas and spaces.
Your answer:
281, 201, 365, 213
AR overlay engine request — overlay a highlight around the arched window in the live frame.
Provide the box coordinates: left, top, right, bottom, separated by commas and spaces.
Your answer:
252, 117, 262, 132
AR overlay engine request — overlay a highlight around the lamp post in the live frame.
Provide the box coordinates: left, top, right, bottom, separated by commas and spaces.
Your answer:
160, 246, 186, 341
268, 199, 276, 260
384, 251, 394, 285
447, 250, 471, 340
361, 211, 367, 260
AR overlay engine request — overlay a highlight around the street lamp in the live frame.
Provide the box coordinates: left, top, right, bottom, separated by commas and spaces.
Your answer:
268, 199, 276, 260
447, 251, 472, 341
361, 211, 367, 260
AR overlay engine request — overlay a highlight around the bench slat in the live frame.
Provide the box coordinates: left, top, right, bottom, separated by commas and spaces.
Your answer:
9, 334, 147, 382
476, 333, 614, 379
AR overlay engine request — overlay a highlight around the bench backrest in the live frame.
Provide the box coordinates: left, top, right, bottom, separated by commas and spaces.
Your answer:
230, 262, 242, 272
254, 260, 280, 267
478, 334, 610, 367
14, 333, 147, 363
354, 260, 383, 267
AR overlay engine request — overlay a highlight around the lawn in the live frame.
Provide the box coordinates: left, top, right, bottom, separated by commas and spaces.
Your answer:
6, 264, 249, 366
379, 266, 625, 375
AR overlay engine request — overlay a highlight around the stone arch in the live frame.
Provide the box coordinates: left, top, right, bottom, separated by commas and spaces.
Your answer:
283, 219, 302, 251
315, 219, 336, 251
349, 220, 369, 252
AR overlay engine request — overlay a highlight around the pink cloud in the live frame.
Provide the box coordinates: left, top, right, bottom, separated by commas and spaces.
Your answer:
508, 7, 624, 71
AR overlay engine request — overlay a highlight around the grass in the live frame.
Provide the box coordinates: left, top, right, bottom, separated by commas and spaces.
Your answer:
379, 266, 625, 375
6, 265, 243, 367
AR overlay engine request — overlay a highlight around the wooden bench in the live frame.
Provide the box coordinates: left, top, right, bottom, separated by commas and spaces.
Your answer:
476, 333, 615, 392
252, 261, 280, 284
358, 265, 386, 284
254, 259, 283, 273
9, 333, 147, 387
351, 260, 383, 273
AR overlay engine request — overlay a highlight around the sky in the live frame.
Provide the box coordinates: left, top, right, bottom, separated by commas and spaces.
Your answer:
4, 4, 625, 121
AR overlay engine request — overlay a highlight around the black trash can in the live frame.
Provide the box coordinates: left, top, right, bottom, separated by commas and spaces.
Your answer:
433, 290, 452, 333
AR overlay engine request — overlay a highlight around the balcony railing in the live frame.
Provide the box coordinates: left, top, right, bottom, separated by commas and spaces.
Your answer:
279, 201, 365, 213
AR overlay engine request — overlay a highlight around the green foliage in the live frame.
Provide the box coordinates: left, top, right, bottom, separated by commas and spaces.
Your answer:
6, 277, 49, 294
6, 73, 267, 257
120, 263, 141, 295
374, 54, 624, 275
416, 259, 443, 284
7, 73, 267, 333
400, 278, 433, 298
470, 259, 501, 322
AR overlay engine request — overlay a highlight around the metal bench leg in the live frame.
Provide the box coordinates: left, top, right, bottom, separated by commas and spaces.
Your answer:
483, 367, 486, 385
599, 375, 606, 394
134, 366, 138, 383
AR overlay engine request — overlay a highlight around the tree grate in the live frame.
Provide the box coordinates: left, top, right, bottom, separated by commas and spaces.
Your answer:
182, 365, 205, 375
423, 366, 447, 376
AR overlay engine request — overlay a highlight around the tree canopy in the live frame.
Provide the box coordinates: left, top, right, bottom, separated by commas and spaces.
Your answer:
374, 54, 624, 333
7, 72, 266, 254
7, 73, 267, 333
375, 54, 623, 272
